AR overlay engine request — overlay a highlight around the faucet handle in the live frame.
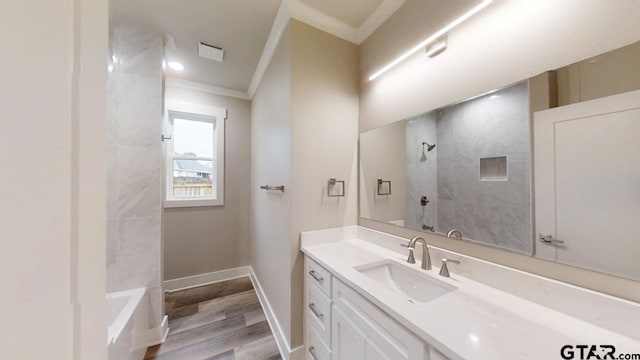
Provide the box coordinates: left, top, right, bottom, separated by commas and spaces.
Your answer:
439, 258, 460, 277
401, 243, 416, 264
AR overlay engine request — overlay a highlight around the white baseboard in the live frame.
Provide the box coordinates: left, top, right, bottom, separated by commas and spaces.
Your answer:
161, 265, 301, 359
249, 267, 301, 360
289, 345, 305, 360
134, 315, 168, 349
163, 266, 251, 292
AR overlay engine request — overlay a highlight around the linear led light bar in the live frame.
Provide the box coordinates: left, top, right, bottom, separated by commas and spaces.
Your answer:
368, 0, 493, 81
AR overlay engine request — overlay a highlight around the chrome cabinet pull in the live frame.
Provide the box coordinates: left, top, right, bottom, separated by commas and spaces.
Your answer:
308, 346, 318, 360
309, 270, 324, 283
308, 303, 323, 318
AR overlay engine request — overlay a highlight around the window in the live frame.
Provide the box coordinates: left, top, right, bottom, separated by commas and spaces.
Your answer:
164, 100, 226, 207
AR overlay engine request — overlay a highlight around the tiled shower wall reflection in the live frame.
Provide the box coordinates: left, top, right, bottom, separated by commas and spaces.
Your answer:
406, 113, 438, 232
406, 82, 531, 253
107, 20, 164, 325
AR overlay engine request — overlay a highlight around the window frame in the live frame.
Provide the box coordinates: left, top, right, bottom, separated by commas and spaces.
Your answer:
163, 100, 226, 208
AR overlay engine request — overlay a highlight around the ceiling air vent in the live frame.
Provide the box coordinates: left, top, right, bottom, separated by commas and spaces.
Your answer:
198, 42, 224, 62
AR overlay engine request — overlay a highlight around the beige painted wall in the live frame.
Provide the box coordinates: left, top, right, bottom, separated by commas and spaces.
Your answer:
557, 41, 640, 106
290, 20, 360, 347
359, 0, 640, 132
1, 0, 108, 358
357, 0, 640, 301
250, 20, 359, 350
163, 87, 251, 280
250, 23, 293, 346
359, 120, 407, 222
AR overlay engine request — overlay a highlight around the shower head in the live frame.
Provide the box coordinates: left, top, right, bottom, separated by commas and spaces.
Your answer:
422, 142, 436, 152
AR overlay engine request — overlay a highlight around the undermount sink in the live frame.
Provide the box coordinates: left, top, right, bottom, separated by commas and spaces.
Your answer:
355, 260, 456, 303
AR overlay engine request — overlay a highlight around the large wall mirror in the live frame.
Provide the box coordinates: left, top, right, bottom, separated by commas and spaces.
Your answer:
360, 41, 640, 280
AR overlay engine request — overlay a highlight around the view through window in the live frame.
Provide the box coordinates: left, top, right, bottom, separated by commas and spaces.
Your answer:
171, 118, 216, 199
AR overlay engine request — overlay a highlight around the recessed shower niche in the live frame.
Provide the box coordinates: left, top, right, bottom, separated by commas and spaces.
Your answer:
480, 156, 508, 181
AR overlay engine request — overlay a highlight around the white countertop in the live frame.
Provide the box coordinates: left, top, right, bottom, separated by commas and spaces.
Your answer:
301, 235, 640, 360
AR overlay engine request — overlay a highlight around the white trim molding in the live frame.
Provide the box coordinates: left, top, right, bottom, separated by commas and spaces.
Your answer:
163, 266, 251, 292
169, 0, 404, 100
248, 1, 291, 99
166, 77, 250, 100
286, 0, 405, 44
162, 265, 302, 360
134, 315, 169, 349
163, 100, 227, 208
249, 268, 303, 360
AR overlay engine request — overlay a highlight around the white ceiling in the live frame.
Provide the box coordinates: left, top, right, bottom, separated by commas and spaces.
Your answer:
112, 0, 281, 92
299, 0, 384, 28
112, 0, 403, 93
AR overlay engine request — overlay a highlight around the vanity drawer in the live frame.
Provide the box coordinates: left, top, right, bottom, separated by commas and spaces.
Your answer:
305, 257, 332, 297
306, 280, 332, 346
306, 324, 331, 360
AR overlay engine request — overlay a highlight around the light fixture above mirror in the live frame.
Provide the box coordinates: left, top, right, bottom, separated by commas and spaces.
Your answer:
368, 0, 492, 81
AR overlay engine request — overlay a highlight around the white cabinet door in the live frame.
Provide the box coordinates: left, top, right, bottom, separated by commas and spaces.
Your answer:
333, 305, 398, 360
534, 89, 640, 279
332, 280, 427, 360
332, 306, 366, 360
365, 338, 394, 360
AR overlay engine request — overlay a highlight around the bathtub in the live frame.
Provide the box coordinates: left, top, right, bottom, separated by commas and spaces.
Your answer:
107, 288, 149, 360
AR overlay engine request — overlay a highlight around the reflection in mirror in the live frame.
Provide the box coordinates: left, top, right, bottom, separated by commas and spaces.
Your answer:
361, 81, 532, 254
360, 41, 640, 280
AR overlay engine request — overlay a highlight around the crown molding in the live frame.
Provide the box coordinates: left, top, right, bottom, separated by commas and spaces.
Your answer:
246, 0, 405, 99
287, 0, 404, 45
356, 0, 405, 43
247, 1, 290, 99
166, 77, 250, 100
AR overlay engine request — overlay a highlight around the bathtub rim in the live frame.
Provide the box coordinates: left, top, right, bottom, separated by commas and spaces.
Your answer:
106, 287, 146, 345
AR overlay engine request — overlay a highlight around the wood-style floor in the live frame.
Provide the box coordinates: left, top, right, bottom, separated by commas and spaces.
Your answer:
145, 277, 281, 360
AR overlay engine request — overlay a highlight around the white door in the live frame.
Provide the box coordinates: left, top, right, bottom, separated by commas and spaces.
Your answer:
534, 90, 640, 280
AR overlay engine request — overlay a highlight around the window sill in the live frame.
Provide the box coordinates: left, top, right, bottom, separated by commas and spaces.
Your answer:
164, 199, 223, 208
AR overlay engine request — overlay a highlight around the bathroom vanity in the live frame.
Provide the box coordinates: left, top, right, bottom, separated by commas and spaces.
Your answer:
301, 226, 640, 360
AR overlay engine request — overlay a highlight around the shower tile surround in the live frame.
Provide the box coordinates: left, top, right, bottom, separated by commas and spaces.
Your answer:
405, 113, 438, 232
107, 21, 164, 326
405, 82, 531, 253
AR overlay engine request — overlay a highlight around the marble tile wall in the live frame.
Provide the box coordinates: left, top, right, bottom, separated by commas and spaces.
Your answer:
107, 20, 164, 326
435, 82, 531, 253
405, 113, 438, 233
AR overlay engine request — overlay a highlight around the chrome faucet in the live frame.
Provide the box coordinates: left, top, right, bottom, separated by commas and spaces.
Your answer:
401, 236, 431, 270
439, 258, 460, 277
447, 229, 462, 240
